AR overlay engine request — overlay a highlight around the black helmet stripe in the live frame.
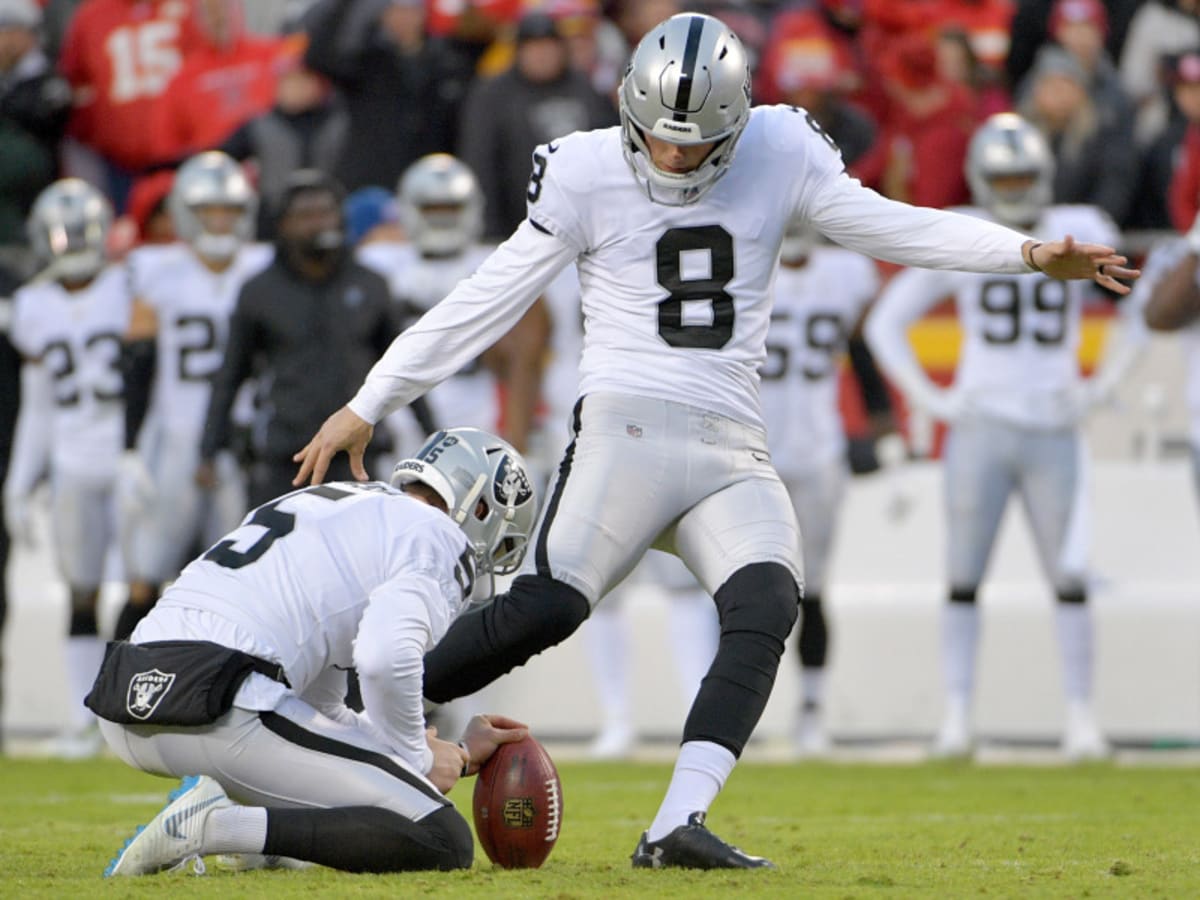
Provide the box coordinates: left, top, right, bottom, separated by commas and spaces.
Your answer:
672, 15, 706, 122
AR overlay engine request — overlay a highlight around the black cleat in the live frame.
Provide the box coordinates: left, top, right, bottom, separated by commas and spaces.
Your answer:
630, 812, 776, 870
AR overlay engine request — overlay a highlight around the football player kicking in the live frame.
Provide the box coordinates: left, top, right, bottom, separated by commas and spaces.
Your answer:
92, 428, 535, 876
294, 15, 1138, 868
115, 152, 272, 640
866, 114, 1147, 761
5, 180, 131, 758
763, 218, 881, 756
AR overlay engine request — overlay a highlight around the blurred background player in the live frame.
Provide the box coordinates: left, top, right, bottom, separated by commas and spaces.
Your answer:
359, 153, 548, 460
1142, 211, 1200, 501
116, 152, 270, 640
865, 113, 1144, 761
764, 217, 880, 756
4, 179, 130, 756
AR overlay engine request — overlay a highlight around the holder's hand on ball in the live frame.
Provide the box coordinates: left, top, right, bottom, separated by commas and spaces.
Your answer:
426, 726, 472, 793
459, 714, 530, 776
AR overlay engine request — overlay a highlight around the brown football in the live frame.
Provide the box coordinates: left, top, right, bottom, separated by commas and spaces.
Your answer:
472, 735, 563, 869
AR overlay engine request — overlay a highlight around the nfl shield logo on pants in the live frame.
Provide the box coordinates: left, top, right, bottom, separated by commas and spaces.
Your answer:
126, 669, 176, 721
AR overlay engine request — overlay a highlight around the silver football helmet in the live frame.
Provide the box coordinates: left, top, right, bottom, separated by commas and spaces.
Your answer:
169, 151, 257, 262
619, 13, 751, 206
398, 154, 484, 257
391, 428, 538, 582
27, 178, 113, 283
965, 113, 1055, 229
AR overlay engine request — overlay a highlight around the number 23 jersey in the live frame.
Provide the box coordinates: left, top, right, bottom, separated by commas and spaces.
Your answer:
526, 105, 848, 429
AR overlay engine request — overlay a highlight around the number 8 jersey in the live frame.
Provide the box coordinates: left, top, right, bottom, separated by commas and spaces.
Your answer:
868, 205, 1118, 429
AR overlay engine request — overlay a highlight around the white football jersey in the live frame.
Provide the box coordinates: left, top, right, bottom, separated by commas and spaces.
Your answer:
761, 248, 878, 474
10, 266, 131, 475
350, 105, 1033, 428
128, 242, 272, 438
871, 205, 1119, 429
359, 241, 498, 432
138, 481, 473, 768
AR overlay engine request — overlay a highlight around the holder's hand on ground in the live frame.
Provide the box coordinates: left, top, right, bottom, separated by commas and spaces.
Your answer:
426, 725, 472, 794
459, 714, 530, 776
293, 405, 373, 486
1028, 236, 1140, 294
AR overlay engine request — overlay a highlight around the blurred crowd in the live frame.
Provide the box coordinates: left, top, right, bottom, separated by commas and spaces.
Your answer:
2, 0, 1200, 277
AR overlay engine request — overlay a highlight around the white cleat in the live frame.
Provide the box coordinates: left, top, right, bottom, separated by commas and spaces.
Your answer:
931, 708, 973, 759
587, 723, 636, 760
1062, 705, 1110, 762
106, 775, 232, 877
216, 853, 312, 871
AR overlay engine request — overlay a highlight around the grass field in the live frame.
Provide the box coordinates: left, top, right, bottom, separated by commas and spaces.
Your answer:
2, 756, 1199, 897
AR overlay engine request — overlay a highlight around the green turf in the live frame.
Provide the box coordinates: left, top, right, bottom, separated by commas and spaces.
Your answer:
1, 757, 1197, 897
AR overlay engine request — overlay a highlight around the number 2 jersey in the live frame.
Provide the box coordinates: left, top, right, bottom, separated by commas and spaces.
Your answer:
868, 205, 1119, 429
9, 266, 131, 477
127, 242, 273, 443
760, 249, 878, 475
135, 481, 473, 774
349, 105, 1035, 431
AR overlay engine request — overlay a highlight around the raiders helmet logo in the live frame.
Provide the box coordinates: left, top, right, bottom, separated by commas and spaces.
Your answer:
493, 455, 533, 507
126, 669, 176, 721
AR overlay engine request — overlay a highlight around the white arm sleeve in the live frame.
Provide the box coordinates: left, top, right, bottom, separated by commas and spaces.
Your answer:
297, 665, 354, 725
807, 174, 1032, 274
353, 575, 447, 775
348, 220, 578, 423
864, 268, 955, 405
4, 363, 53, 502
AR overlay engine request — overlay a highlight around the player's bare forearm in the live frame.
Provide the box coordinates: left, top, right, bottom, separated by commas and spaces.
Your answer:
1144, 253, 1200, 331
292, 405, 374, 486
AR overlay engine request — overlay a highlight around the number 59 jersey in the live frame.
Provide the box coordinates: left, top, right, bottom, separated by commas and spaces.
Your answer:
879, 205, 1118, 429
127, 243, 273, 439
9, 266, 131, 477
760, 248, 878, 476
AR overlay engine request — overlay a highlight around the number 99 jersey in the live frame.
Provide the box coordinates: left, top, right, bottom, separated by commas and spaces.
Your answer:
879, 205, 1118, 429
759, 248, 878, 478
524, 105, 847, 431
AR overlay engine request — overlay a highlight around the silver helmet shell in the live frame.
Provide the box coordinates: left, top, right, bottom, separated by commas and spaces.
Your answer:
391, 428, 538, 580
618, 13, 751, 206
169, 151, 257, 262
965, 113, 1055, 230
398, 153, 484, 257
27, 178, 113, 283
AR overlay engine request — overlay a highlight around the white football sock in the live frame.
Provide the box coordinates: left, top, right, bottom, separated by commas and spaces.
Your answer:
647, 740, 736, 842
667, 589, 719, 705
65, 636, 106, 731
942, 602, 979, 702
1056, 603, 1093, 704
203, 806, 268, 855
801, 667, 826, 711
582, 603, 631, 731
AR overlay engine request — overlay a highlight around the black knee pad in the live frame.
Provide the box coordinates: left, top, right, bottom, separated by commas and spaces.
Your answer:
683, 562, 799, 756
949, 587, 978, 604
424, 574, 590, 703
798, 595, 828, 668
420, 806, 474, 870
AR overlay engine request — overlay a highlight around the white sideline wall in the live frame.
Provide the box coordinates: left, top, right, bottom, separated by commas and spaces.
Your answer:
5, 461, 1200, 742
